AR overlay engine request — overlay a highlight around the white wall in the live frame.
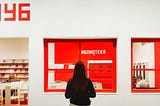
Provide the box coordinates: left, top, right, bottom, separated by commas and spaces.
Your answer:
0, 0, 160, 106
0, 38, 28, 59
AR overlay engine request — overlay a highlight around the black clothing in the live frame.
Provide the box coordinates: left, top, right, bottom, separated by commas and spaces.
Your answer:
65, 78, 96, 105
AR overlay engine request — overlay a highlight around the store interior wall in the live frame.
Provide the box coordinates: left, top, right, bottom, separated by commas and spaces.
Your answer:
0, 38, 28, 59
0, 0, 160, 106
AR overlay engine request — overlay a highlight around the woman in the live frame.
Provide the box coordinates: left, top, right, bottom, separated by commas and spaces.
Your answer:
65, 61, 96, 106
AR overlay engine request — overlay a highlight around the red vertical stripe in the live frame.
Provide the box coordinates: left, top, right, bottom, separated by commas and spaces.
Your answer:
0, 4, 1, 21
44, 39, 49, 92
155, 42, 160, 89
131, 39, 134, 92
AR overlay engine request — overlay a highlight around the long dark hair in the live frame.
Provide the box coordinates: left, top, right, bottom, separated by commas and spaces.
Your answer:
72, 61, 88, 91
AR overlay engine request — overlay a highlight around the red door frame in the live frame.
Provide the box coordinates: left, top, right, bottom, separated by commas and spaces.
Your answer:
131, 38, 160, 93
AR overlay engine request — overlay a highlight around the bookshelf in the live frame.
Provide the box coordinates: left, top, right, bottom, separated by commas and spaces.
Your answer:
0, 59, 29, 82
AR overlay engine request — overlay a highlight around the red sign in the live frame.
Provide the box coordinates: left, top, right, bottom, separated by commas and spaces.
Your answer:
0, 3, 30, 21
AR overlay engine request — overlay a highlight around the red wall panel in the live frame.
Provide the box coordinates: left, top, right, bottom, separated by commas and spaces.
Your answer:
54, 42, 79, 82
80, 41, 116, 91
44, 39, 117, 92
55, 42, 79, 63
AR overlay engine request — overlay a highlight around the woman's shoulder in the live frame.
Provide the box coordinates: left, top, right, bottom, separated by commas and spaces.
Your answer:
68, 78, 72, 82
87, 78, 92, 83
67, 78, 73, 83
66, 79, 73, 86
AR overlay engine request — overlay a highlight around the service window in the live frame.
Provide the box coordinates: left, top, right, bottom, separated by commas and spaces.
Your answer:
44, 38, 117, 93
131, 38, 160, 93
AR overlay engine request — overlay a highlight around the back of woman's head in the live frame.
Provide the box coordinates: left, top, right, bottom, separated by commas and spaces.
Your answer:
73, 61, 86, 79
72, 61, 88, 91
